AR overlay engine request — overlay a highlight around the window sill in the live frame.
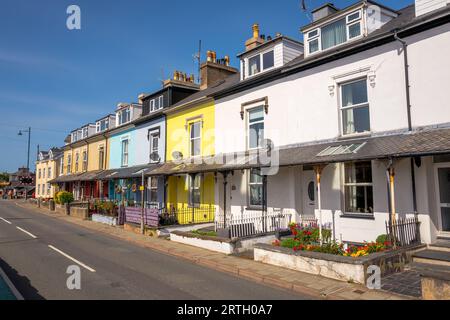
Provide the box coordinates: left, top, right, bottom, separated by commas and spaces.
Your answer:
340, 213, 375, 220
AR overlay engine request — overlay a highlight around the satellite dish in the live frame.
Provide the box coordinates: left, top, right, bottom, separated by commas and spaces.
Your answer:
150, 152, 161, 163
172, 151, 183, 160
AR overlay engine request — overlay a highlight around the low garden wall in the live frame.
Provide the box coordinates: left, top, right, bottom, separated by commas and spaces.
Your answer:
69, 206, 89, 220
254, 243, 424, 284
170, 231, 277, 255
91, 214, 118, 226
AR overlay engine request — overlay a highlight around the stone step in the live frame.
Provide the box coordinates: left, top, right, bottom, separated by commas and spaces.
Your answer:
429, 239, 450, 253
410, 262, 450, 275
413, 249, 450, 267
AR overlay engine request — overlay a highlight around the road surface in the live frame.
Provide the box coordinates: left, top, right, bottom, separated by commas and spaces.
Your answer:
0, 200, 310, 300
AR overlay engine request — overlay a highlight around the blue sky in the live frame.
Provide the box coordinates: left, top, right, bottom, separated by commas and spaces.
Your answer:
0, 0, 413, 172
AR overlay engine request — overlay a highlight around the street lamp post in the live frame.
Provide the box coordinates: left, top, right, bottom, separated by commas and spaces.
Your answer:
18, 127, 31, 200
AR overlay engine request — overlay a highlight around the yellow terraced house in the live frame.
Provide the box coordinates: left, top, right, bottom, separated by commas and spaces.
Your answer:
164, 53, 238, 224
35, 148, 63, 199
55, 118, 113, 200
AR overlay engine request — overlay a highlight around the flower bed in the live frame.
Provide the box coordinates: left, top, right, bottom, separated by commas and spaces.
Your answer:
273, 223, 392, 257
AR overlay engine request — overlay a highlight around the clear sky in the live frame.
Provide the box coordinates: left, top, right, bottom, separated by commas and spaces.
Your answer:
0, 0, 413, 172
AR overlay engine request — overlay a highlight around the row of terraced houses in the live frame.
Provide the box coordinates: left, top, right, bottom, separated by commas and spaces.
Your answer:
36, 0, 450, 245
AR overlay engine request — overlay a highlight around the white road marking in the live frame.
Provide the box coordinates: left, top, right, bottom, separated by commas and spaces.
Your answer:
0, 217, 12, 224
16, 226, 37, 239
48, 245, 96, 273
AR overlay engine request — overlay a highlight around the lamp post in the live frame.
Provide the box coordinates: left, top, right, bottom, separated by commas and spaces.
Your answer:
18, 127, 31, 200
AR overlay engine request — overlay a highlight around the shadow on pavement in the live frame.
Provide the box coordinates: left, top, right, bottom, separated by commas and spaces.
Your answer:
0, 258, 45, 300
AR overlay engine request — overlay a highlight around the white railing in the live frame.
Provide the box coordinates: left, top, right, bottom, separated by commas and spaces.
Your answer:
215, 210, 292, 238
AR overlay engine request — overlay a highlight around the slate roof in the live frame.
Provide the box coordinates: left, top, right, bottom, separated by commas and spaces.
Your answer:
212, 4, 450, 99
167, 73, 240, 111
148, 127, 450, 175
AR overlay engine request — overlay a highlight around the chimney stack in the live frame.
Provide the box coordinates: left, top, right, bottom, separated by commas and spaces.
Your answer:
200, 50, 238, 90
311, 3, 339, 22
245, 23, 265, 51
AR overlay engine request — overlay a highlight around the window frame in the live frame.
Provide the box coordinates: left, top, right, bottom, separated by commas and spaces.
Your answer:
148, 177, 158, 204
118, 108, 131, 125
98, 146, 105, 170
48, 167, 51, 179
342, 161, 374, 215
189, 121, 202, 157
67, 154, 72, 174
339, 78, 371, 137
75, 153, 79, 172
247, 49, 275, 78
149, 129, 160, 161
188, 174, 202, 208
305, 9, 363, 55
121, 139, 129, 167
82, 150, 88, 172
247, 106, 265, 150
247, 168, 265, 209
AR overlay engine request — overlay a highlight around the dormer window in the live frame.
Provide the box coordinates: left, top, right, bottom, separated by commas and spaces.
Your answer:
248, 50, 275, 77
96, 118, 109, 133
306, 10, 363, 55
82, 127, 89, 139
118, 108, 131, 125
149, 95, 164, 113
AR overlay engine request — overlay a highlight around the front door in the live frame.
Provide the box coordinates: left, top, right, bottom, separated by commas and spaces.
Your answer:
302, 169, 316, 216
436, 165, 450, 232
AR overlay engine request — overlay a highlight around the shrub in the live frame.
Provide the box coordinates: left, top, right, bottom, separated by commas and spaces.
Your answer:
376, 234, 389, 244
57, 191, 74, 204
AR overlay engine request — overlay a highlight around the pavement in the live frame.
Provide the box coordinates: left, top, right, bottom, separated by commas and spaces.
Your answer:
3, 200, 413, 300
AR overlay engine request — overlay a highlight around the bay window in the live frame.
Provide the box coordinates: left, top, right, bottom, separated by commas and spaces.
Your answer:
118, 108, 131, 125
341, 79, 370, 135
344, 161, 373, 214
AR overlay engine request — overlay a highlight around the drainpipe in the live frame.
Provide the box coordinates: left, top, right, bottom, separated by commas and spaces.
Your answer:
394, 31, 418, 217
222, 171, 229, 230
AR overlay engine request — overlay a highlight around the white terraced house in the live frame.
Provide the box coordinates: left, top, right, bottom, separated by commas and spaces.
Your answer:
208, 0, 450, 245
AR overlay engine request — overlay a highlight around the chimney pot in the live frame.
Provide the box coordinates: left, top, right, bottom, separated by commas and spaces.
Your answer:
252, 23, 260, 39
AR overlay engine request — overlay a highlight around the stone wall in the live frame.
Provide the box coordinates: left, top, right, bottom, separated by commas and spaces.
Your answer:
69, 206, 89, 220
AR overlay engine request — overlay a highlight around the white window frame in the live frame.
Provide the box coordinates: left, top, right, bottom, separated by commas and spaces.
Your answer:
150, 99, 155, 112
305, 9, 363, 56
47, 183, 51, 195
82, 127, 89, 139
121, 139, 129, 167
38, 169, 41, 179
339, 78, 371, 137
189, 121, 202, 157
48, 167, 51, 179
67, 154, 72, 174
247, 49, 275, 78
247, 106, 265, 150
342, 161, 374, 215
307, 28, 321, 54
75, 153, 80, 172
59, 157, 64, 176
118, 108, 131, 125
82, 150, 88, 171
149, 129, 160, 161
248, 168, 264, 208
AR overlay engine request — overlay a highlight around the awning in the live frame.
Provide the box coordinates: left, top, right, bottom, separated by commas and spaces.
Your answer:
148, 127, 450, 175
96, 164, 162, 180
49, 173, 84, 184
